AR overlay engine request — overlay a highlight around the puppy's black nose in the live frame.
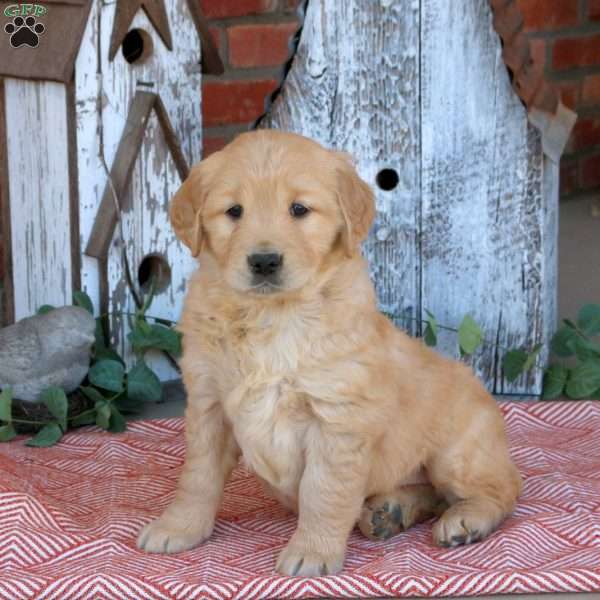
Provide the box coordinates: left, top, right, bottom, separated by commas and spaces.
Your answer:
247, 253, 283, 276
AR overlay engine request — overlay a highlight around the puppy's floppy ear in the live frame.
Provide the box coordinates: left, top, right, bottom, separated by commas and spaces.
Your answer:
334, 152, 376, 256
170, 163, 208, 257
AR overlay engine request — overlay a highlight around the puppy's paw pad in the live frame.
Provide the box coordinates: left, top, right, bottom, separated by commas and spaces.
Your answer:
137, 518, 211, 554
276, 543, 344, 576
433, 513, 486, 548
359, 499, 404, 541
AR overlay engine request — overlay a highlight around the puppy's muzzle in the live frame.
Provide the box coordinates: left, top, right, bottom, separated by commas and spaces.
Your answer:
247, 253, 283, 280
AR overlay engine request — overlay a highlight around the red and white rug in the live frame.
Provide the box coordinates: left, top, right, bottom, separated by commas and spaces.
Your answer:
1, 401, 599, 599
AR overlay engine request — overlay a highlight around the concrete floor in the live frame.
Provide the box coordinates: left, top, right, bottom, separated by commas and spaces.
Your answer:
138, 197, 600, 599
558, 195, 600, 321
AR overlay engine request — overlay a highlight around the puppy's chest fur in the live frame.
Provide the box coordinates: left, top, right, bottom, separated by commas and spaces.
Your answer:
218, 307, 322, 496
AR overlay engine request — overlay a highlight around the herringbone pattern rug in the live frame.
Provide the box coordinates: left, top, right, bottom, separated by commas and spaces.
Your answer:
1, 401, 599, 598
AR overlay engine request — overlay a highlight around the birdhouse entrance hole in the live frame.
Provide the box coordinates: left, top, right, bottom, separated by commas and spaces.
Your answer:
376, 168, 400, 191
138, 254, 171, 293
122, 29, 153, 64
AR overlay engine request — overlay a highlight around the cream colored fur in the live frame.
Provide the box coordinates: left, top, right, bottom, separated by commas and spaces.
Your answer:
137, 130, 522, 576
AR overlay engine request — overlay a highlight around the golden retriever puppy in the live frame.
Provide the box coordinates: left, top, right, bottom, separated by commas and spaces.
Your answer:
137, 130, 522, 576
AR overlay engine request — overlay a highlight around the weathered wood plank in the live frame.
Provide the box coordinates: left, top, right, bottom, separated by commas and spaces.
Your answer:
5, 79, 73, 319
106, 110, 194, 380
85, 91, 156, 259
261, 0, 421, 332
108, 0, 172, 61
420, 0, 552, 394
76, 0, 202, 380
0, 79, 15, 325
75, 0, 102, 316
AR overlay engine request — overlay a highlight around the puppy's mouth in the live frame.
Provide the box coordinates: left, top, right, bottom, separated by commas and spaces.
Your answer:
248, 278, 285, 295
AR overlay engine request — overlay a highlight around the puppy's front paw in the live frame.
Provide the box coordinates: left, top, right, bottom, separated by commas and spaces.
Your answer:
276, 537, 345, 576
137, 516, 213, 553
433, 501, 495, 548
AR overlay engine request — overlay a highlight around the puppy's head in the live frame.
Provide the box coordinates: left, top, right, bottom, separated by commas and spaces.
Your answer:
171, 130, 374, 296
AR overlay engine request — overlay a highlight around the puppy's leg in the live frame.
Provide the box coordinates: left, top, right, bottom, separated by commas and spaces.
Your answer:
137, 381, 238, 553
358, 484, 447, 541
428, 412, 522, 548
276, 428, 369, 576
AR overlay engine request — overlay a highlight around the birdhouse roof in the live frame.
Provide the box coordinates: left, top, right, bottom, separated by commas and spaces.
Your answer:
0, 0, 222, 84
0, 0, 92, 83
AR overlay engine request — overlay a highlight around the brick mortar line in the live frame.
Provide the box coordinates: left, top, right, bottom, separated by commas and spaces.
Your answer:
203, 67, 286, 82
547, 65, 600, 80
203, 124, 253, 138
560, 189, 600, 202
524, 23, 600, 41
564, 144, 600, 159
205, 15, 300, 28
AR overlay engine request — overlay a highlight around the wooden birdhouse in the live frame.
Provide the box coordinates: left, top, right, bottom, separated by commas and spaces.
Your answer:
0, 0, 221, 380
261, 0, 577, 395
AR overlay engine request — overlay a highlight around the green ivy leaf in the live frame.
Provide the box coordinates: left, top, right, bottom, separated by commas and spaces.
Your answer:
577, 304, 600, 337
73, 291, 94, 315
95, 400, 111, 430
94, 346, 125, 365
40, 387, 68, 431
80, 386, 106, 404
71, 412, 96, 427
127, 361, 162, 403
503, 349, 529, 382
523, 344, 543, 372
0, 388, 13, 423
0, 424, 17, 442
573, 336, 600, 361
37, 304, 55, 315
26, 423, 63, 447
89, 360, 124, 393
108, 406, 127, 433
135, 318, 153, 336
128, 323, 182, 357
458, 315, 483, 355
542, 365, 569, 400
423, 310, 438, 347
565, 360, 600, 399
551, 326, 578, 358
115, 393, 144, 414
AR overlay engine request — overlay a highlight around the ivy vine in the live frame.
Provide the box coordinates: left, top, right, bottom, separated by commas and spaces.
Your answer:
0, 284, 181, 447
1, 298, 599, 448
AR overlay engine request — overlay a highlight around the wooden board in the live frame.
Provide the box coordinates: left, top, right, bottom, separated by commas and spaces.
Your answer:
420, 0, 553, 394
261, 0, 421, 333
85, 91, 157, 259
4, 78, 73, 320
0, 0, 92, 83
108, 0, 172, 61
106, 110, 194, 380
76, 0, 202, 380
262, 0, 557, 394
0, 78, 14, 325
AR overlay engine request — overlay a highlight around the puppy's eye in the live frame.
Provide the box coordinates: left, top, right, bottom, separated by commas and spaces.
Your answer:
290, 202, 309, 218
226, 204, 243, 219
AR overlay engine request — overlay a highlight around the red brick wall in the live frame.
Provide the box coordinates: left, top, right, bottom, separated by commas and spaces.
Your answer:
201, 0, 600, 203
517, 0, 600, 200
200, 0, 301, 156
